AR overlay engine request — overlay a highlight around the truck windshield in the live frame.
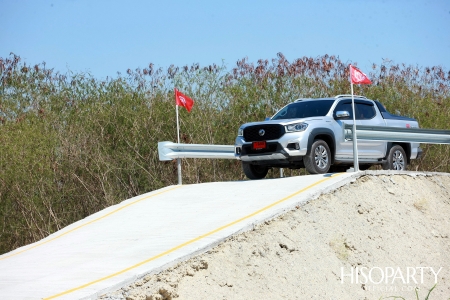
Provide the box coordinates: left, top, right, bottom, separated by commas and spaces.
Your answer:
272, 100, 334, 120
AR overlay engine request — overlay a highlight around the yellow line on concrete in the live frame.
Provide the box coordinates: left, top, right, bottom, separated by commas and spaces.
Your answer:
0, 186, 181, 261
44, 173, 343, 299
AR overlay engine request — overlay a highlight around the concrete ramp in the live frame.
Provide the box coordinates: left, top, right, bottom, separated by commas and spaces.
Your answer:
0, 172, 360, 299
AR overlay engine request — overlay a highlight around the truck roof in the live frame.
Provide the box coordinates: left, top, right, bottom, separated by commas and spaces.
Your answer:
294, 95, 368, 102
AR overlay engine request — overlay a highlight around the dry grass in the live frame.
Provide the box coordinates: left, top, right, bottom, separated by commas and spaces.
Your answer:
0, 53, 449, 254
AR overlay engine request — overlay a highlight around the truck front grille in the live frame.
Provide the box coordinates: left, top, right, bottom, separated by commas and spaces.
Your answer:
243, 124, 285, 141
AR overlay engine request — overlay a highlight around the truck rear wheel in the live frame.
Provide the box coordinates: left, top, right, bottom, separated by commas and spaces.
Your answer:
304, 139, 331, 174
382, 145, 407, 171
242, 162, 269, 179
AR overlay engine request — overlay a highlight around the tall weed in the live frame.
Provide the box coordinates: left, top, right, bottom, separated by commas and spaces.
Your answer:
0, 53, 449, 254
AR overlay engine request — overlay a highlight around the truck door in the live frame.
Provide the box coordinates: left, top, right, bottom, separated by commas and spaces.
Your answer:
356, 101, 386, 158
332, 100, 356, 159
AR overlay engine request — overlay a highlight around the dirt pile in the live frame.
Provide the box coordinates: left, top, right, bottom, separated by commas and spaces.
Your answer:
100, 173, 450, 300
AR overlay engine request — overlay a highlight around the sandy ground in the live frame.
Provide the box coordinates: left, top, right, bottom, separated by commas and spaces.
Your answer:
99, 173, 450, 300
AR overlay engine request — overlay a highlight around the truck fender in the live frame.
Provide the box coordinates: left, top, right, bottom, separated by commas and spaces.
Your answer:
386, 142, 412, 163
307, 128, 336, 164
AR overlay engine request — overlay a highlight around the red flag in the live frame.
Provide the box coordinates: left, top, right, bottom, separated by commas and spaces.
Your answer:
350, 65, 372, 85
175, 88, 194, 112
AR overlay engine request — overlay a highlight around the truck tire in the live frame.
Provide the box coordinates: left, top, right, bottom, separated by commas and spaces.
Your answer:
382, 145, 407, 171
304, 139, 331, 174
242, 162, 269, 179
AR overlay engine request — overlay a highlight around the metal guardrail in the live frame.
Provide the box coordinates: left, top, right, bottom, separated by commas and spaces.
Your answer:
158, 126, 450, 183
158, 141, 237, 161
158, 126, 450, 162
344, 124, 450, 144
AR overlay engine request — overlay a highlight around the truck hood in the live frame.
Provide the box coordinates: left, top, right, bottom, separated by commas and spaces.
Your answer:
239, 117, 326, 128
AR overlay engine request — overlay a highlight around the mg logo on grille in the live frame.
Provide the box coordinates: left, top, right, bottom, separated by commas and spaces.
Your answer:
259, 129, 265, 136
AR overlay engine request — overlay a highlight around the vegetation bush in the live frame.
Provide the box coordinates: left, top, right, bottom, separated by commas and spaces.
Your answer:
0, 53, 449, 254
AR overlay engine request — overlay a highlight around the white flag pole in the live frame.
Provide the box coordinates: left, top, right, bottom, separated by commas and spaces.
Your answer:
350, 66, 359, 172
175, 89, 182, 185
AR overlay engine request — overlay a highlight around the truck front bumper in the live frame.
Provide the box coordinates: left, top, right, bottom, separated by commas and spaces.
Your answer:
235, 140, 308, 162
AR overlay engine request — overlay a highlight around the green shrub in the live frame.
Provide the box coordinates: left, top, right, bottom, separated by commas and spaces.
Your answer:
0, 53, 449, 254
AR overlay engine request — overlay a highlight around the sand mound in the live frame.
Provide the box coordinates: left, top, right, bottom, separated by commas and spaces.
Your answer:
100, 173, 450, 300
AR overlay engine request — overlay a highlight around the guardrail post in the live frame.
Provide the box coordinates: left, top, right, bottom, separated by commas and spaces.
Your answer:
177, 158, 182, 185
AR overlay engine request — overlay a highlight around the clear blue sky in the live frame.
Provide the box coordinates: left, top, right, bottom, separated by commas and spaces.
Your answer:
2, 0, 449, 80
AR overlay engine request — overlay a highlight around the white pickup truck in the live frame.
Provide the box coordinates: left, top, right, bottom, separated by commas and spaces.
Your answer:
235, 95, 422, 179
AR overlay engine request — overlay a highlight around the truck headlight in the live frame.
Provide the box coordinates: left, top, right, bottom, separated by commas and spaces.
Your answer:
285, 122, 308, 132
238, 128, 244, 136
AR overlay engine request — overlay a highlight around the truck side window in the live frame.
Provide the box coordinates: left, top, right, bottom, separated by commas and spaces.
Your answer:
356, 103, 375, 120
374, 100, 387, 112
333, 101, 353, 119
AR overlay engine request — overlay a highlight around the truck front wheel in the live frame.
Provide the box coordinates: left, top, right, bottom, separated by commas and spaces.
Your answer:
304, 139, 331, 174
242, 162, 269, 179
382, 145, 407, 171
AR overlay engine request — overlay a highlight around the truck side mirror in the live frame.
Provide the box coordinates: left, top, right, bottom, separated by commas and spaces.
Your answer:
335, 111, 350, 119
264, 117, 271, 121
